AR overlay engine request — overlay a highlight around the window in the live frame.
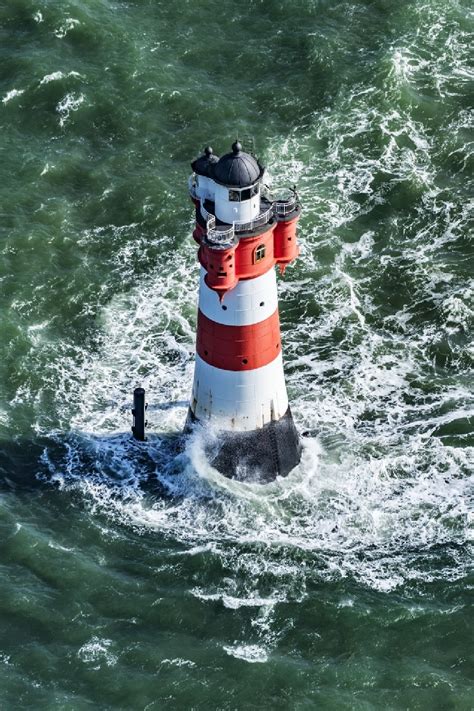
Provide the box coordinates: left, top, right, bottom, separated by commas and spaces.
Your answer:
229, 185, 259, 202
254, 244, 266, 263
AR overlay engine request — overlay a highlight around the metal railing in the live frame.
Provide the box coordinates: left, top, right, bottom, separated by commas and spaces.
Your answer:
273, 193, 298, 217
202, 189, 299, 247
205, 215, 236, 248
234, 205, 274, 233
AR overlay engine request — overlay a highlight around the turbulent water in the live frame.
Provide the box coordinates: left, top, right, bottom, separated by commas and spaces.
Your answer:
0, 0, 473, 707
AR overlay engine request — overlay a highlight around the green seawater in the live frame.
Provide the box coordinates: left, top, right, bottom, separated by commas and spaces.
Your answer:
0, 0, 473, 708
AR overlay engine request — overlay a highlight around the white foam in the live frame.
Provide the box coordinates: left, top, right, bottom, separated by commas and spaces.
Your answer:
54, 18, 80, 39
223, 644, 268, 664
191, 589, 279, 609
78, 637, 118, 668
39, 71, 81, 85
161, 658, 196, 668
56, 92, 85, 127
2, 89, 25, 104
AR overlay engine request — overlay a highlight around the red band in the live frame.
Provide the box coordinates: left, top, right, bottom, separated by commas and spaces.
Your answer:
196, 309, 282, 371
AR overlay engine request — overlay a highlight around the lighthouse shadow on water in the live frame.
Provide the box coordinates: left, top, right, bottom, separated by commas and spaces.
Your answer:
0, 430, 179, 496
0, 427, 307, 499
0, 407, 307, 499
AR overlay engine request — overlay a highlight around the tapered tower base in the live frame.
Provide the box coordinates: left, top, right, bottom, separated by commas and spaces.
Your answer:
186, 408, 301, 483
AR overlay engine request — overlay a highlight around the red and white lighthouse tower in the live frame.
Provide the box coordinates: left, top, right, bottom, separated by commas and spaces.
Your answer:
186, 141, 301, 482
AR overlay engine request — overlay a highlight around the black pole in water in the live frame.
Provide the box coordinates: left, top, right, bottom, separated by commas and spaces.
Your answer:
132, 387, 147, 441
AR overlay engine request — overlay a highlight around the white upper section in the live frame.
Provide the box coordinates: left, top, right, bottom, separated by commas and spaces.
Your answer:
213, 183, 260, 225
190, 353, 289, 431
190, 174, 261, 226
199, 267, 278, 326
194, 175, 215, 202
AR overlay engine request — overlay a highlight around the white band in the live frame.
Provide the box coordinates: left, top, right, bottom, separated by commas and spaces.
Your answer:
190, 352, 289, 431
198, 267, 278, 326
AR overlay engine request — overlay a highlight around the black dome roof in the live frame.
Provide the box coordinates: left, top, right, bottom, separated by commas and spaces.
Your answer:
211, 141, 264, 188
191, 146, 219, 177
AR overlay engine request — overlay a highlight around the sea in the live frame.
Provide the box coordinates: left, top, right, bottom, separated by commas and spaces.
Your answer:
0, 0, 473, 708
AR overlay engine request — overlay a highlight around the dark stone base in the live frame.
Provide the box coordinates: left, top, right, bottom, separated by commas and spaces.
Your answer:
185, 408, 302, 483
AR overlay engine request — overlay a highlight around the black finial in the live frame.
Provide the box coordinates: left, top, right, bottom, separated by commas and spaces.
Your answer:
232, 140, 242, 155
204, 146, 213, 157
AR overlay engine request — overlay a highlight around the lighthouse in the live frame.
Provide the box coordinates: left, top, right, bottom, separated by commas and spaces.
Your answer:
186, 141, 302, 482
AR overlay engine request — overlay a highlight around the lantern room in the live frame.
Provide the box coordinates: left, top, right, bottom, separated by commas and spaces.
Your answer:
190, 141, 265, 227
211, 141, 264, 226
